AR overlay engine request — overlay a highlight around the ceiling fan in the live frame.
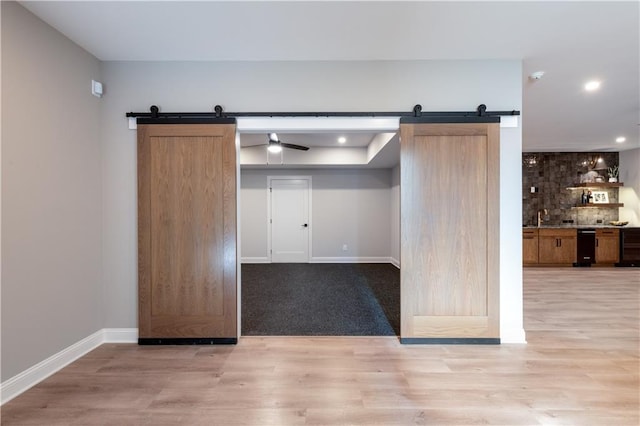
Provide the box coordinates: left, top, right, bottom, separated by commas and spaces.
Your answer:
266, 133, 310, 153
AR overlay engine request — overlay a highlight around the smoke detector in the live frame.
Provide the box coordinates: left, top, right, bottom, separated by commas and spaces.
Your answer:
529, 71, 545, 80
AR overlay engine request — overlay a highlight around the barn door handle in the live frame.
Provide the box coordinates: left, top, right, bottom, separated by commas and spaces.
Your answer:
302, 224, 308, 228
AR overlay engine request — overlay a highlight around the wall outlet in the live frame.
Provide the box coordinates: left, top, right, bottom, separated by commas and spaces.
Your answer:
530, 186, 537, 193
342, 244, 348, 251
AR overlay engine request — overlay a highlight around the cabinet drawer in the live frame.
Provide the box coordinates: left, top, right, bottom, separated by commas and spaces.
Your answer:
596, 228, 619, 237
539, 229, 577, 238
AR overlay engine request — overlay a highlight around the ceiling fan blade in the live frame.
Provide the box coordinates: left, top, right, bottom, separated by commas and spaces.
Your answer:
280, 142, 310, 151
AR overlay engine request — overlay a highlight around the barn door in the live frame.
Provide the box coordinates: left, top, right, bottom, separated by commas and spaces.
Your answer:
400, 120, 500, 343
137, 122, 237, 344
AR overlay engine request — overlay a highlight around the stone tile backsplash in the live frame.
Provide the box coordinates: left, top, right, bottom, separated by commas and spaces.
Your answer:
523, 152, 619, 226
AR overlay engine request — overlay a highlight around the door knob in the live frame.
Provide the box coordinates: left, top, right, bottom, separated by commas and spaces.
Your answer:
302, 224, 308, 227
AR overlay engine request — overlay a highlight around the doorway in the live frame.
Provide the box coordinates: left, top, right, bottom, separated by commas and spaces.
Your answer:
238, 124, 401, 337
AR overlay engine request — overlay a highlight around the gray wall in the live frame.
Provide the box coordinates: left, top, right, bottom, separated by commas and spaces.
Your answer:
1, 2, 103, 381
100, 59, 524, 341
241, 168, 392, 261
619, 148, 640, 226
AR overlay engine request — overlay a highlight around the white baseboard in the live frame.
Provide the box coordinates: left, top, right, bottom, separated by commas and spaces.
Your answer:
0, 328, 139, 405
500, 328, 527, 344
241, 257, 269, 263
310, 256, 394, 264
103, 328, 138, 343
390, 257, 400, 269
1, 329, 104, 405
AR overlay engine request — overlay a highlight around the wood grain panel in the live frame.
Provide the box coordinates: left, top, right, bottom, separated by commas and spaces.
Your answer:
138, 124, 236, 339
150, 136, 224, 317
400, 122, 499, 340
221, 124, 237, 335
137, 126, 152, 336
413, 316, 490, 337
596, 229, 620, 264
412, 134, 487, 316
523, 229, 539, 264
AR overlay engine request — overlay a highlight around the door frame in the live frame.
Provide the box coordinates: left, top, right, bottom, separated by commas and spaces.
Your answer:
232, 115, 521, 342
267, 175, 313, 263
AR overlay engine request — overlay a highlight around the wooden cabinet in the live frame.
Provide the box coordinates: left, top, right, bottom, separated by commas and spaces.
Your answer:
538, 229, 577, 265
523, 229, 539, 265
596, 228, 620, 264
524, 227, 621, 266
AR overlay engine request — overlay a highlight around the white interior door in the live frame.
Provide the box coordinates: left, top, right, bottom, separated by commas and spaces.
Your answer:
270, 178, 310, 263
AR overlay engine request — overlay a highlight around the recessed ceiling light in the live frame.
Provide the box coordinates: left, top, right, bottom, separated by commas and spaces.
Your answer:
584, 80, 601, 91
616, 136, 626, 143
337, 136, 347, 144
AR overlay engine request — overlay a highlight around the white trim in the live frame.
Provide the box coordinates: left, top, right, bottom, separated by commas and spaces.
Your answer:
236, 130, 242, 339
237, 117, 400, 133
500, 327, 527, 344
390, 257, 400, 269
310, 257, 395, 264
499, 115, 519, 128
241, 257, 270, 263
1, 329, 103, 405
102, 328, 138, 343
0, 328, 139, 405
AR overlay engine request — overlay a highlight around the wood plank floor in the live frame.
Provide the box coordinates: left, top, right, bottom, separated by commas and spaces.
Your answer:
2, 268, 638, 425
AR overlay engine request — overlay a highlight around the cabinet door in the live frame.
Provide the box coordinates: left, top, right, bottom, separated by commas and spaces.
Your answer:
539, 236, 561, 263
539, 231, 577, 264
557, 236, 577, 263
596, 229, 620, 263
523, 230, 538, 264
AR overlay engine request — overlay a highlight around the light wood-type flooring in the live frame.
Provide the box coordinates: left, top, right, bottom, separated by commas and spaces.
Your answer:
2, 268, 639, 425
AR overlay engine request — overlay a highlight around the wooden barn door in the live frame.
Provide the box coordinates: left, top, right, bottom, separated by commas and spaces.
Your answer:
137, 122, 237, 344
400, 121, 500, 343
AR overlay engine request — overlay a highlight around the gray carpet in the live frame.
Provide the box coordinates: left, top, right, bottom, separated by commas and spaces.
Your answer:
241, 263, 400, 336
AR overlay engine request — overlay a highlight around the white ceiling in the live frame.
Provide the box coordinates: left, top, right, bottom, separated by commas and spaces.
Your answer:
20, 0, 640, 153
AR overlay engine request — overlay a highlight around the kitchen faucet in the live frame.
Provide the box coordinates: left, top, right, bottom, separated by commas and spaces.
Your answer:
537, 209, 548, 227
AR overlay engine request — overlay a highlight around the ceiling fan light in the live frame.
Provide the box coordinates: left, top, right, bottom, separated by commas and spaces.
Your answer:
268, 143, 282, 153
